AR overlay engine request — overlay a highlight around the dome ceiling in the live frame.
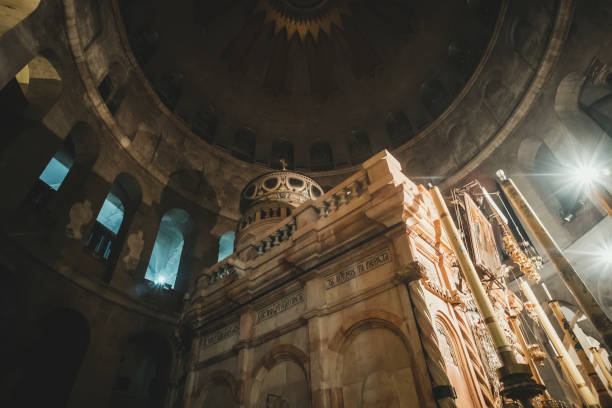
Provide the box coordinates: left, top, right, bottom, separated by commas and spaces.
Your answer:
119, 0, 502, 171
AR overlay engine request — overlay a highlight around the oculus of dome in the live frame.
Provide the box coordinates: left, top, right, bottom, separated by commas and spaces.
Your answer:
240, 171, 323, 213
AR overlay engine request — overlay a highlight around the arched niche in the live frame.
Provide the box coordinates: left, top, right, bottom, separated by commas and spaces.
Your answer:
310, 141, 333, 171
348, 130, 372, 164
110, 331, 172, 408
434, 317, 481, 407
193, 370, 239, 408
249, 345, 310, 408
0, 0, 40, 38
328, 310, 425, 407
7, 308, 90, 408
98, 62, 129, 115
145, 208, 192, 288
385, 111, 415, 148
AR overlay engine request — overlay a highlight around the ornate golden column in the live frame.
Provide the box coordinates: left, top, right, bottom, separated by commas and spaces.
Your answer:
519, 279, 600, 407
541, 284, 612, 407
507, 315, 548, 394
592, 346, 612, 389
429, 186, 544, 406
496, 170, 612, 353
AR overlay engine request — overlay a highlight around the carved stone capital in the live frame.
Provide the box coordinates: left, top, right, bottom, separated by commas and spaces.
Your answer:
395, 261, 426, 283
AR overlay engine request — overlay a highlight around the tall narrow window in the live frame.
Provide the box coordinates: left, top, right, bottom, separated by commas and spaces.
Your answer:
86, 193, 125, 260
146, 209, 190, 288
218, 231, 235, 261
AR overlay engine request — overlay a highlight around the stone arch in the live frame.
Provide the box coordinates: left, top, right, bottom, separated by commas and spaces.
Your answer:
98, 62, 129, 115
516, 137, 543, 171
86, 172, 143, 280
249, 344, 310, 408
232, 127, 256, 162
192, 103, 218, 143
192, 370, 239, 408
327, 309, 425, 407
348, 130, 372, 164
553, 71, 612, 174
434, 313, 483, 408
420, 78, 453, 119
310, 141, 333, 171
385, 111, 415, 148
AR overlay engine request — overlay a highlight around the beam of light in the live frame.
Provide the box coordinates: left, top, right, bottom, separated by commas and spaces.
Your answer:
155, 275, 166, 285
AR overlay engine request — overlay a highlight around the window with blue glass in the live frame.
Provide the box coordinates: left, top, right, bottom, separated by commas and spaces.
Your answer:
218, 231, 235, 261
39, 155, 72, 190
86, 193, 125, 260
146, 209, 190, 288
28, 147, 74, 209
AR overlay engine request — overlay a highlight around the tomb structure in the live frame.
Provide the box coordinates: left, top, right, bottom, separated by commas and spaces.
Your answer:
181, 151, 510, 407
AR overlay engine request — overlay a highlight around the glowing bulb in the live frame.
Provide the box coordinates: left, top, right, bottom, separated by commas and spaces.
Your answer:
155, 276, 166, 285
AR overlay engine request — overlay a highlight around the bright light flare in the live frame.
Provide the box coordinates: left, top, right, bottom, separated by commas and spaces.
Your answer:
600, 248, 612, 266
155, 275, 166, 285
571, 165, 601, 185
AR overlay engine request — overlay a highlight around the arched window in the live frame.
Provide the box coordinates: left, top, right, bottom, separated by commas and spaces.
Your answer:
38, 145, 74, 190
86, 192, 125, 260
218, 231, 235, 261
26, 138, 75, 211
146, 209, 191, 288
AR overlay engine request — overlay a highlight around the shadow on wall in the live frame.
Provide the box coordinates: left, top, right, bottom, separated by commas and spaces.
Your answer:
0, 0, 40, 37
3, 308, 90, 408
110, 331, 172, 408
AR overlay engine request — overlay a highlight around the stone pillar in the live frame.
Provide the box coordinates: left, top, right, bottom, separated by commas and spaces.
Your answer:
390, 229, 455, 408
110, 203, 159, 289
236, 308, 256, 407
304, 278, 337, 408
183, 336, 203, 408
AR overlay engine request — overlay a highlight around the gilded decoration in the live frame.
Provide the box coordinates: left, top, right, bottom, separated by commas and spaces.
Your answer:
257, 0, 352, 41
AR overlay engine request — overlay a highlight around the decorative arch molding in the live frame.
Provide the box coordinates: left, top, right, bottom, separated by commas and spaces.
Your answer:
191, 369, 240, 407
434, 312, 487, 408
326, 308, 416, 396
516, 137, 544, 171
248, 344, 310, 406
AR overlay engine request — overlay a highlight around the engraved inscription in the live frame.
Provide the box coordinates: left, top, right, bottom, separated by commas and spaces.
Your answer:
325, 248, 392, 289
203, 322, 239, 348
257, 289, 305, 324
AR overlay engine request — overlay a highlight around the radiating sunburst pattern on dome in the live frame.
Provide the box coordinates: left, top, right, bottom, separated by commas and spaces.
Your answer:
257, 0, 352, 41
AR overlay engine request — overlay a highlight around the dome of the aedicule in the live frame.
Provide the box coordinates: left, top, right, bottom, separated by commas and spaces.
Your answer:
4, 0, 612, 407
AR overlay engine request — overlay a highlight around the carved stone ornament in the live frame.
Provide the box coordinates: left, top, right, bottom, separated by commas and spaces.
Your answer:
395, 261, 426, 283
65, 200, 93, 239
123, 230, 144, 270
